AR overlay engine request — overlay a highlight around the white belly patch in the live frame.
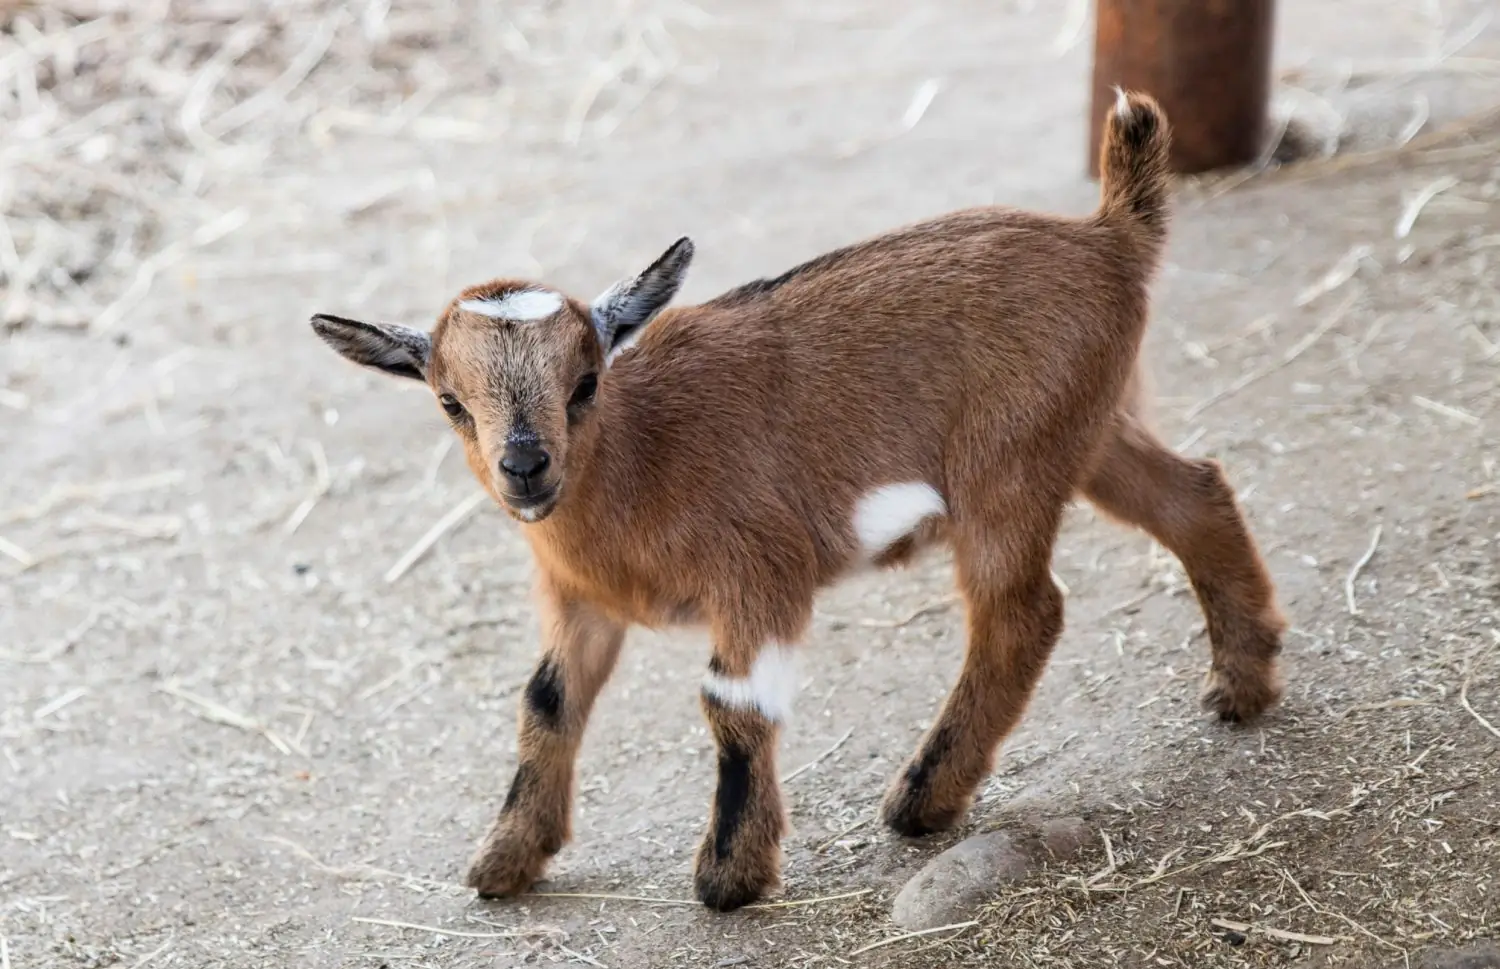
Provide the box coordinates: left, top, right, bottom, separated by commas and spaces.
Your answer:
852, 482, 946, 554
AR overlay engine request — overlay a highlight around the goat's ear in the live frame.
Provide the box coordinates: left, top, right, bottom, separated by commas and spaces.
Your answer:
590, 237, 694, 357
310, 314, 431, 382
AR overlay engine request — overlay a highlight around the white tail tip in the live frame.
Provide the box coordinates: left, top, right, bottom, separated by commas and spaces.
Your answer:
1112, 85, 1131, 118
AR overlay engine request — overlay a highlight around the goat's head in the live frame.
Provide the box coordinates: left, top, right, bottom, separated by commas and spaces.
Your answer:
310, 237, 694, 523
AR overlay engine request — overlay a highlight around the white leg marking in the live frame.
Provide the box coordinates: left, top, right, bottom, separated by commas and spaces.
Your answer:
853, 482, 946, 554
458, 290, 563, 321
702, 645, 797, 723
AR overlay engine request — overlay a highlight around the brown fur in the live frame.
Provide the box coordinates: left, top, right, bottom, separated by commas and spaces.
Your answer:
311, 93, 1286, 911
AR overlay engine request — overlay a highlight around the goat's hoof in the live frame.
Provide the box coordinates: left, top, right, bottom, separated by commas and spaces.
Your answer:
881, 773, 965, 838
693, 849, 778, 912
693, 866, 772, 912
465, 836, 550, 900
1201, 661, 1283, 723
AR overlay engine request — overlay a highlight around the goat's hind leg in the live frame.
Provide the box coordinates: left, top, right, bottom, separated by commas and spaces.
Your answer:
883, 494, 1068, 837
1082, 414, 1286, 721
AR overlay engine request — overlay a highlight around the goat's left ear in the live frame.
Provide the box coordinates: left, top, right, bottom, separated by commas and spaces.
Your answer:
590, 237, 694, 359
310, 313, 431, 382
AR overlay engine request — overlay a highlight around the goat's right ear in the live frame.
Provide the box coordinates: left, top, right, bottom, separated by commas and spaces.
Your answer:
310, 314, 431, 382
590, 237, 694, 359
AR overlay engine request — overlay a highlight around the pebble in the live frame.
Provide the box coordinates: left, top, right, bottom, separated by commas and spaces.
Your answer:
1039, 816, 1092, 859
1410, 945, 1500, 969
891, 817, 1092, 930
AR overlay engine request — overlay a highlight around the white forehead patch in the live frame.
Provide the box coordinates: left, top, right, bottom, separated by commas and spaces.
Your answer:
853, 482, 946, 553
458, 289, 563, 322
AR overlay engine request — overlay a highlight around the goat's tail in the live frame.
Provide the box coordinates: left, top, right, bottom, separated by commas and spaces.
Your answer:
1095, 89, 1171, 257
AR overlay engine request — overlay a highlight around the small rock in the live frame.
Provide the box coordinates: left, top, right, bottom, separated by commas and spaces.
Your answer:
1270, 109, 1341, 165
891, 831, 1034, 931
1038, 817, 1091, 860
1411, 945, 1500, 969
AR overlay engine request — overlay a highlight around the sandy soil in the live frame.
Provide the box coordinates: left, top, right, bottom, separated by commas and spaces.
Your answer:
2, 2, 1499, 967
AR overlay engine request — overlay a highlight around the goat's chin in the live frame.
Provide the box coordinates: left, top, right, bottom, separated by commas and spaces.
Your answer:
510, 503, 555, 524
500, 485, 561, 524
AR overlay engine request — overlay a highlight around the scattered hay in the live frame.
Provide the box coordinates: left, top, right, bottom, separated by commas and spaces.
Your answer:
382, 489, 488, 584
0, 0, 540, 337
781, 726, 854, 784
265, 836, 467, 896
349, 915, 552, 941
156, 679, 301, 756
1345, 524, 1383, 616
1395, 175, 1461, 238
818, 594, 959, 630
849, 920, 977, 956
1413, 394, 1483, 426
0, 470, 185, 526
1459, 639, 1500, 743
1186, 289, 1359, 420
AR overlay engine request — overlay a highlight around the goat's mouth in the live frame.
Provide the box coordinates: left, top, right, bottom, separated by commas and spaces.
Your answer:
501, 483, 560, 523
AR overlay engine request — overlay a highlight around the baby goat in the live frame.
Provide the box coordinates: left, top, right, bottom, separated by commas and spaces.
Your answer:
311, 92, 1285, 911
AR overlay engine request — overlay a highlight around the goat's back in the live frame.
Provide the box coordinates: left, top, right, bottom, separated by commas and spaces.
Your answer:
555, 207, 1155, 606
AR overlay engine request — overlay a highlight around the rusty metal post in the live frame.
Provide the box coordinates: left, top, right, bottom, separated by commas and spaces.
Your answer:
1088, 0, 1276, 177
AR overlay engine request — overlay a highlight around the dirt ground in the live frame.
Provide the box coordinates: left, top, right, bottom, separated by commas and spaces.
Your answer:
3, 2, 1500, 968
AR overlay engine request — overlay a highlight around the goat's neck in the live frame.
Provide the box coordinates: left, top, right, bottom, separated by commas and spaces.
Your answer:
523, 397, 649, 586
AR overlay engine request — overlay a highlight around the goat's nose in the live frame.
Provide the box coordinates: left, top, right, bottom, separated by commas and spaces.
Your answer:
500, 444, 551, 485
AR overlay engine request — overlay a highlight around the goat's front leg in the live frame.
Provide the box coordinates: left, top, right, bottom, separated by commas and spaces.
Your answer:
694, 635, 795, 911
466, 588, 624, 899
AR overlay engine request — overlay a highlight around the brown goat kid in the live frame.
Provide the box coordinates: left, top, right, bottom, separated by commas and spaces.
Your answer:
311, 92, 1285, 911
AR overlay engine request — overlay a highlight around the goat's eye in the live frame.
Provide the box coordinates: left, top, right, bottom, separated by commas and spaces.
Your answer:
439, 394, 465, 418
568, 373, 598, 411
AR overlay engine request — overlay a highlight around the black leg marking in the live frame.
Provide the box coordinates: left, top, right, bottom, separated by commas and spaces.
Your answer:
885, 721, 958, 838
712, 740, 753, 860
903, 721, 955, 793
501, 763, 534, 813
524, 657, 564, 728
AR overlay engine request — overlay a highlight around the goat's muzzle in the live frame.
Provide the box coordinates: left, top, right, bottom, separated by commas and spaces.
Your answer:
498, 442, 559, 521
